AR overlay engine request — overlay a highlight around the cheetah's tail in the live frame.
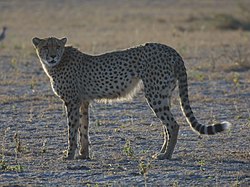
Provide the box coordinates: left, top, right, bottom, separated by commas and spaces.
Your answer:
177, 62, 231, 135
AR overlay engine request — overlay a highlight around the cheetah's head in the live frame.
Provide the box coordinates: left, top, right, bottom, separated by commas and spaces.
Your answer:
32, 37, 67, 67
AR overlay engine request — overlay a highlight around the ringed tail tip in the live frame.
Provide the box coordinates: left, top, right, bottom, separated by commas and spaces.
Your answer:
220, 121, 232, 131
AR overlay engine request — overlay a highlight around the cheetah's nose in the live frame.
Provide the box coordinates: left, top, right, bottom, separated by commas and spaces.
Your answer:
51, 55, 56, 59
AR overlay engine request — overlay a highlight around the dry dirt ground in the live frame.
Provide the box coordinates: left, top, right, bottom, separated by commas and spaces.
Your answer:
0, 0, 250, 186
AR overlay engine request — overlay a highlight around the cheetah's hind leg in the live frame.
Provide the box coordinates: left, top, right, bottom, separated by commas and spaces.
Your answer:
152, 110, 179, 160
159, 125, 168, 153
145, 92, 179, 160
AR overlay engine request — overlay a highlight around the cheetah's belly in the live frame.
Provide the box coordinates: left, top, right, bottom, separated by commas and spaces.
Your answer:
79, 77, 142, 103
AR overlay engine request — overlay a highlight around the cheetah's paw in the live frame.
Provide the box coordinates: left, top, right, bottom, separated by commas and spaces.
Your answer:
152, 153, 171, 160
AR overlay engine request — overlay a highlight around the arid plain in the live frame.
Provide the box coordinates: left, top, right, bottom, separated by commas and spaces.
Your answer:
0, 0, 249, 186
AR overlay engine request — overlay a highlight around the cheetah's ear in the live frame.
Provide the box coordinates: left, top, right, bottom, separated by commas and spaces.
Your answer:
60, 37, 67, 45
32, 37, 43, 47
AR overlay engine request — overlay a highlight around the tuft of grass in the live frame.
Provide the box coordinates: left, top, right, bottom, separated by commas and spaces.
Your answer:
232, 73, 240, 86
95, 120, 103, 127
222, 44, 250, 71
172, 181, 179, 187
231, 173, 241, 187
189, 71, 206, 81
1, 129, 24, 173
10, 57, 18, 69
30, 77, 39, 90
197, 159, 206, 171
138, 159, 152, 187
0, 160, 24, 172
0, 44, 6, 49
232, 47, 250, 69
123, 139, 134, 157
14, 44, 23, 50
138, 159, 151, 176
13, 132, 22, 154
1, 127, 10, 161
41, 139, 47, 153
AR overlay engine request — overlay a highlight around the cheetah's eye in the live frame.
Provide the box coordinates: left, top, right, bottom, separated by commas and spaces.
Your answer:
56, 45, 61, 50
42, 46, 48, 50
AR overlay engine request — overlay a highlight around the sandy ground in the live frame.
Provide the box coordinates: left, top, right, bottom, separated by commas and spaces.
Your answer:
0, 0, 250, 186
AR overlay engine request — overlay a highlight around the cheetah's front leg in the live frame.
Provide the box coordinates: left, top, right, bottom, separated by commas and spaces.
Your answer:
64, 101, 80, 160
76, 102, 90, 159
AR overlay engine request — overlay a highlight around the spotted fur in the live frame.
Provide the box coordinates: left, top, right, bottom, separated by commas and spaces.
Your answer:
32, 37, 231, 160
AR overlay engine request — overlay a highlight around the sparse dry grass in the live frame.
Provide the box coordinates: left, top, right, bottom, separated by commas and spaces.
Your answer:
0, 0, 250, 186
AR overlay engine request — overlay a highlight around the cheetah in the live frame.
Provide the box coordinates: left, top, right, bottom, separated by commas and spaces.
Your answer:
32, 37, 231, 160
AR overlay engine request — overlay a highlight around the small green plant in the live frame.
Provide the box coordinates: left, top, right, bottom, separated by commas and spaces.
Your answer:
190, 71, 206, 81
1, 127, 10, 161
30, 77, 38, 90
234, 46, 250, 69
194, 73, 205, 81
138, 159, 151, 175
197, 159, 206, 171
223, 45, 250, 70
1, 129, 24, 172
247, 118, 250, 127
123, 139, 134, 157
0, 44, 6, 49
13, 132, 22, 154
172, 181, 179, 187
27, 102, 35, 123
96, 120, 102, 127
232, 174, 241, 187
138, 159, 151, 187
197, 159, 206, 166
0, 160, 7, 170
10, 57, 18, 69
0, 160, 24, 172
232, 73, 240, 86
14, 44, 23, 50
